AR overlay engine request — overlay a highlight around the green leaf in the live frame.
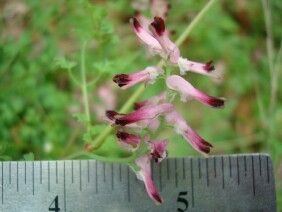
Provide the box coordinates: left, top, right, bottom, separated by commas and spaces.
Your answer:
54, 57, 77, 69
72, 113, 88, 122
23, 152, 35, 161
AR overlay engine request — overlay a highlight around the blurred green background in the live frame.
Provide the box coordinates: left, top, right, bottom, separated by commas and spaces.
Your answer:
0, 0, 281, 209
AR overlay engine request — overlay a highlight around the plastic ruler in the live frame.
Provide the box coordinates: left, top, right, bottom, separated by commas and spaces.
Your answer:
0, 153, 276, 211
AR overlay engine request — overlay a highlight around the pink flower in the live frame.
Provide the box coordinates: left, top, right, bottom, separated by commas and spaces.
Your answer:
166, 111, 213, 154
166, 75, 225, 108
107, 103, 174, 126
134, 91, 166, 109
134, 155, 163, 204
130, 17, 179, 63
113, 66, 163, 89
150, 16, 180, 64
148, 139, 168, 163
116, 130, 141, 152
178, 57, 220, 79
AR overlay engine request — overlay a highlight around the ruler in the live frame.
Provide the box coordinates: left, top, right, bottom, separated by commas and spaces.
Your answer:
0, 153, 276, 212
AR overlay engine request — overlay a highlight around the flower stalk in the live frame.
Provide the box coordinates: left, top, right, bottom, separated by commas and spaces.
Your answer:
91, 0, 218, 150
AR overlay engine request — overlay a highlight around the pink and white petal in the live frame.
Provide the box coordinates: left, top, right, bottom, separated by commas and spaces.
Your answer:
134, 155, 164, 204
130, 18, 163, 54
166, 75, 225, 108
178, 57, 220, 79
115, 103, 174, 126
149, 139, 168, 163
134, 91, 166, 109
150, 17, 180, 64
116, 130, 141, 152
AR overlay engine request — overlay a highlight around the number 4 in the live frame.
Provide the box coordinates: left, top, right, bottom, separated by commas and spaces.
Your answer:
177, 191, 188, 212
49, 195, 60, 212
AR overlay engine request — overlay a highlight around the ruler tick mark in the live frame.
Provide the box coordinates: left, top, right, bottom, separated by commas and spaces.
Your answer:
103, 162, 106, 182
244, 156, 247, 176
214, 157, 216, 178
79, 160, 82, 191
9, 162, 11, 184
56, 161, 58, 184
25, 161, 26, 184
127, 167, 131, 202
87, 160, 90, 183
182, 158, 186, 180
175, 158, 178, 188
48, 161, 50, 192
71, 160, 74, 184
198, 158, 201, 179
237, 155, 240, 185
251, 156, 255, 196
167, 159, 170, 180
229, 156, 232, 177
266, 156, 270, 183
2, 162, 3, 204
259, 155, 262, 176
206, 158, 209, 187
32, 161, 34, 195
119, 164, 122, 182
190, 158, 194, 208
221, 157, 225, 189
95, 161, 98, 194
159, 162, 162, 192
64, 161, 66, 212
40, 161, 42, 184
17, 162, 19, 192
111, 163, 114, 190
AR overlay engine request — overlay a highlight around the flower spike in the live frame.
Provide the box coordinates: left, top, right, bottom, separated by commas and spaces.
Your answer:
166, 75, 225, 108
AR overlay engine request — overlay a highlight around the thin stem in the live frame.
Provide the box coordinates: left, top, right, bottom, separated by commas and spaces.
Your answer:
91, 0, 218, 150
80, 41, 91, 130
68, 67, 81, 86
175, 0, 218, 47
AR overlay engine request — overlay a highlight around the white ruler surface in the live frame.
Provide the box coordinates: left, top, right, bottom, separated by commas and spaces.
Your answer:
0, 154, 276, 212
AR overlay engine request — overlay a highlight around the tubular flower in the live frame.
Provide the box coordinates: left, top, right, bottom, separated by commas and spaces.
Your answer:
148, 139, 168, 163
113, 66, 163, 89
134, 91, 166, 109
178, 57, 220, 79
166, 75, 225, 108
166, 111, 213, 155
107, 103, 174, 126
116, 130, 141, 152
134, 155, 164, 204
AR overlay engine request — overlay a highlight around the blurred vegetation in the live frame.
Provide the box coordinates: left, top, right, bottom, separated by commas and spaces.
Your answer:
0, 0, 281, 209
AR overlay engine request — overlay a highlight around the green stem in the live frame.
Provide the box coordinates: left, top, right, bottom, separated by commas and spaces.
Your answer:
65, 146, 148, 164
80, 41, 91, 131
175, 0, 218, 47
91, 0, 218, 150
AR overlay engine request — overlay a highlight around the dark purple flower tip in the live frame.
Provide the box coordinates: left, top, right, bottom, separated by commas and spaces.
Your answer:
203, 61, 215, 72
106, 110, 119, 120
113, 74, 130, 87
151, 17, 165, 35
208, 97, 225, 108
115, 119, 129, 126
152, 192, 164, 204
131, 17, 141, 32
116, 131, 128, 140
134, 102, 146, 110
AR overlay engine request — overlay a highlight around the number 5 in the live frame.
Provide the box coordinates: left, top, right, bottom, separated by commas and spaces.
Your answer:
177, 191, 188, 212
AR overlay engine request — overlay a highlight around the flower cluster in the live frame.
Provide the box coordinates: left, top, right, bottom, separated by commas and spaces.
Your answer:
106, 7, 225, 204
